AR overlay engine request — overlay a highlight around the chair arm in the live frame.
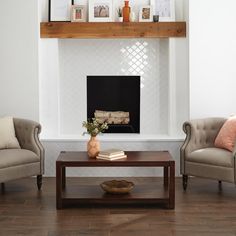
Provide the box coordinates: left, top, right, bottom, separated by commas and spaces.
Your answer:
180, 117, 226, 174
233, 140, 236, 184
233, 139, 236, 158
13, 118, 45, 174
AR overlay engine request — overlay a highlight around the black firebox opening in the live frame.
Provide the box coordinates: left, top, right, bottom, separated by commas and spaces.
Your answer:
87, 76, 140, 133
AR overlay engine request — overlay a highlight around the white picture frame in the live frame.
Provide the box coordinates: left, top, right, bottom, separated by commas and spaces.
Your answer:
71, 5, 87, 22
89, 0, 113, 22
150, 0, 175, 21
139, 5, 153, 22
49, 0, 73, 22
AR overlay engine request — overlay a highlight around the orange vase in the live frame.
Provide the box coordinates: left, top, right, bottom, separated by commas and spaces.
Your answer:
123, 1, 130, 22
87, 136, 100, 158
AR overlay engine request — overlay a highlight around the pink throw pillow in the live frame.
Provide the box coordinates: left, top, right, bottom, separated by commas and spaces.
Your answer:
214, 116, 236, 152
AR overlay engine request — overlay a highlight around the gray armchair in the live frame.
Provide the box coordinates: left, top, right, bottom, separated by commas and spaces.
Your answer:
180, 117, 236, 190
0, 118, 44, 190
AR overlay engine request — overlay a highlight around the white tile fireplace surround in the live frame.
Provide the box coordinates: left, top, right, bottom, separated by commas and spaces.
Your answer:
40, 38, 187, 138
39, 37, 187, 176
40, 38, 170, 138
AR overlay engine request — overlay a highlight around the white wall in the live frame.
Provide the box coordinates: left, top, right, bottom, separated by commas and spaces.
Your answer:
189, 0, 236, 119
0, 0, 39, 121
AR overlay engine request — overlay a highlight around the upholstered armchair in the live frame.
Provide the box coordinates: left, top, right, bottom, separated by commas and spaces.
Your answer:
180, 117, 236, 190
0, 118, 44, 190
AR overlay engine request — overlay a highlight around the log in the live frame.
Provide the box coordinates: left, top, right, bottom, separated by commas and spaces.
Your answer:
94, 110, 110, 118
107, 117, 130, 124
110, 111, 129, 118
94, 110, 130, 124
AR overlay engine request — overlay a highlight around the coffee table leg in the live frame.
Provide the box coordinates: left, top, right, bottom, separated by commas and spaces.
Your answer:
168, 162, 175, 209
164, 166, 168, 188
56, 162, 62, 209
62, 166, 66, 190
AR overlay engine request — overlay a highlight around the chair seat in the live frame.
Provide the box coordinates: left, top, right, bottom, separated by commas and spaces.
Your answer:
0, 149, 40, 169
186, 147, 233, 168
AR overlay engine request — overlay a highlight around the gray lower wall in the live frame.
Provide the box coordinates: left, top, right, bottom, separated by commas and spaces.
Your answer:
43, 140, 183, 177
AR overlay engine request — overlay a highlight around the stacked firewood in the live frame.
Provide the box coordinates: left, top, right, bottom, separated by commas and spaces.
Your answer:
94, 110, 130, 124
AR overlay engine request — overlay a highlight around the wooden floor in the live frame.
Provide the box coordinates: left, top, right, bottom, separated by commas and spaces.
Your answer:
0, 177, 236, 236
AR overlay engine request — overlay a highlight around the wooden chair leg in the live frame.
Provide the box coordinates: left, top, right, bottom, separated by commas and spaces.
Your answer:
37, 175, 42, 190
1, 183, 5, 193
183, 175, 188, 191
218, 180, 222, 190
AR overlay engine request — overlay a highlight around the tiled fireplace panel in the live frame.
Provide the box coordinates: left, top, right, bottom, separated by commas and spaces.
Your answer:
57, 39, 169, 136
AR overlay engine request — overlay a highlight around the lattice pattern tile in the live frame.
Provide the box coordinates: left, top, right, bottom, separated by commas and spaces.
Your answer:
58, 39, 169, 135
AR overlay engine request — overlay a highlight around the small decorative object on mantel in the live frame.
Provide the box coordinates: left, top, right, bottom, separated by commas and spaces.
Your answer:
49, 0, 74, 22
71, 5, 87, 22
129, 11, 136, 22
89, 0, 113, 22
100, 180, 134, 194
117, 7, 123, 22
122, 1, 130, 22
139, 5, 153, 22
153, 15, 159, 22
82, 118, 108, 158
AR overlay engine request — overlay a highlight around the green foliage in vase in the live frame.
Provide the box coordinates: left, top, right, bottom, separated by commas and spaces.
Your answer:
82, 118, 108, 136
117, 7, 122, 17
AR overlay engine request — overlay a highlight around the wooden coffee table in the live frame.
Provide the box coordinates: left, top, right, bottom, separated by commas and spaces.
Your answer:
56, 151, 175, 209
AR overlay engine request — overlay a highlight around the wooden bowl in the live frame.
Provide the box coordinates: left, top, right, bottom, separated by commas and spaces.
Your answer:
100, 180, 134, 194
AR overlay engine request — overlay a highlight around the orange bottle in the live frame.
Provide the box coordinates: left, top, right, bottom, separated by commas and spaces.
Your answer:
123, 1, 130, 22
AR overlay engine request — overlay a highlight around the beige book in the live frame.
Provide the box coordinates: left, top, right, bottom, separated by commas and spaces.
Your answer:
96, 155, 127, 161
99, 149, 124, 156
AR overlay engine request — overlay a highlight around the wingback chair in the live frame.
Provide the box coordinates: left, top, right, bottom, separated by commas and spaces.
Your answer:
0, 118, 44, 190
180, 117, 236, 190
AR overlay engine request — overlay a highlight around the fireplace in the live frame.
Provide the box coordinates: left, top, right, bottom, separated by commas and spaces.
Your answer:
87, 76, 140, 133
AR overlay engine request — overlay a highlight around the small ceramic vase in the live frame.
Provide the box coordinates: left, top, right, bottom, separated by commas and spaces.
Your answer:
118, 17, 123, 22
129, 12, 135, 22
122, 1, 130, 22
87, 136, 100, 158
153, 15, 159, 22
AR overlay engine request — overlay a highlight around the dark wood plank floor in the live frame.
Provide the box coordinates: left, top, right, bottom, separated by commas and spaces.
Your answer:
0, 177, 236, 236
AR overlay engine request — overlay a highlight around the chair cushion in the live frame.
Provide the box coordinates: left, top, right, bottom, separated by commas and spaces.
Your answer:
0, 149, 39, 169
186, 147, 233, 168
214, 115, 236, 152
0, 117, 20, 149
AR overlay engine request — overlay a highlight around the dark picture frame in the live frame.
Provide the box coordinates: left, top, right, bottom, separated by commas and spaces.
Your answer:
49, 0, 74, 22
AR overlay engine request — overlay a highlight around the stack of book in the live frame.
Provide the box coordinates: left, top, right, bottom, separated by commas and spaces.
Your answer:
97, 149, 127, 161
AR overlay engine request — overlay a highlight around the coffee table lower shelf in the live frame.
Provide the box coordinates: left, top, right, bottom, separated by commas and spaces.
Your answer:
56, 151, 175, 209
60, 183, 170, 207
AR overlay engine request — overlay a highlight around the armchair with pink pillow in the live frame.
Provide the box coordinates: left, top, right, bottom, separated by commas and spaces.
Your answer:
180, 117, 236, 190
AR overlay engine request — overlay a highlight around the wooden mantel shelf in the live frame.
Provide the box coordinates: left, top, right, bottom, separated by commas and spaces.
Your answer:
40, 22, 186, 39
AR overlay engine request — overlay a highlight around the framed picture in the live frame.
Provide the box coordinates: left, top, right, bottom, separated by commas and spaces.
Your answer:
89, 0, 113, 22
49, 0, 74, 22
139, 6, 153, 22
71, 5, 87, 22
150, 0, 175, 21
